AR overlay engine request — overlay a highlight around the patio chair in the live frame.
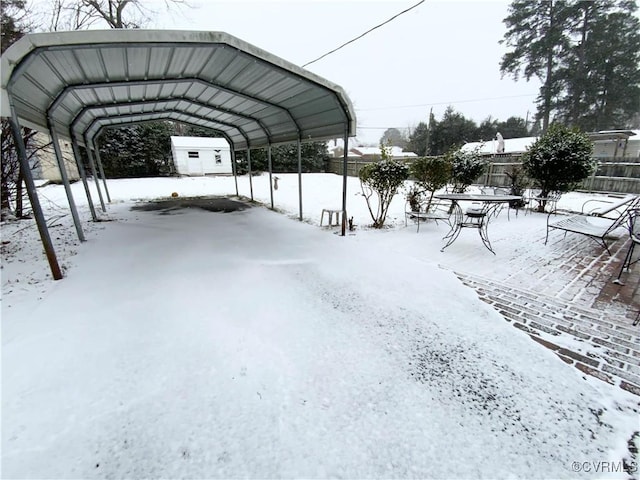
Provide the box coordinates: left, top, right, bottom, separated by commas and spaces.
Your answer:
545, 196, 640, 255
480, 186, 521, 220
611, 207, 640, 327
480, 187, 503, 219
612, 208, 640, 285
405, 199, 452, 233
528, 190, 562, 213
580, 194, 637, 218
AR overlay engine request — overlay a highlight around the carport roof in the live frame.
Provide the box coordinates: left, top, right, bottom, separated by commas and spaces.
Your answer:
0, 29, 356, 150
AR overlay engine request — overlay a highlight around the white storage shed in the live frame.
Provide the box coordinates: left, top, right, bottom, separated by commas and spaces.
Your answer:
170, 136, 233, 176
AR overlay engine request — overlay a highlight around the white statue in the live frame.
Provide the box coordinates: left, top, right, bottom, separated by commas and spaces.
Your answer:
496, 132, 505, 153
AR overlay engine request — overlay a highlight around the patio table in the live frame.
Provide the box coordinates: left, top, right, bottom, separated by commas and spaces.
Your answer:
434, 193, 523, 254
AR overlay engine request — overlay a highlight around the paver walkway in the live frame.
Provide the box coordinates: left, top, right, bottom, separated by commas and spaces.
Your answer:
437, 217, 640, 396
455, 271, 640, 396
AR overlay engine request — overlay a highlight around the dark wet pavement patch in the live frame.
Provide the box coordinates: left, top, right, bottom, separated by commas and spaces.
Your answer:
131, 197, 251, 215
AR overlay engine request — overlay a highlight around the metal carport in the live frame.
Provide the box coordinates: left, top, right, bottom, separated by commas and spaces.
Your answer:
1, 29, 356, 279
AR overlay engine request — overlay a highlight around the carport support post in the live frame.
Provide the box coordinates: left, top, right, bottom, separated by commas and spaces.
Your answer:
70, 134, 98, 222
297, 139, 303, 221
84, 135, 106, 212
48, 121, 85, 242
341, 130, 349, 236
8, 105, 63, 280
231, 149, 239, 196
247, 148, 254, 201
267, 145, 274, 210
92, 138, 111, 203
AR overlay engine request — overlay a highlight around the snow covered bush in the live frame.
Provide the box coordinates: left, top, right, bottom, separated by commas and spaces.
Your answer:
359, 142, 409, 228
409, 156, 452, 211
404, 184, 423, 213
447, 147, 487, 193
523, 124, 595, 211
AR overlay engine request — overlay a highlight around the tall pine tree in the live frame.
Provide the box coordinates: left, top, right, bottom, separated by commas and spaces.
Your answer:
557, 0, 640, 130
500, 1, 574, 132
501, 0, 640, 132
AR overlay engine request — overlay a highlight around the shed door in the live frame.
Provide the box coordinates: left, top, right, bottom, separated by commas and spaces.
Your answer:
187, 151, 202, 175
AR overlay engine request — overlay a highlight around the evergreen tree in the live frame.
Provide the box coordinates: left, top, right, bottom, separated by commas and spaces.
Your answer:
406, 122, 430, 157
428, 106, 478, 155
380, 128, 408, 149
500, 0, 573, 131
182, 125, 221, 138
472, 116, 529, 142
97, 126, 138, 178
96, 122, 174, 177
476, 117, 499, 141
557, 1, 640, 130
501, 0, 640, 132
137, 122, 174, 175
496, 116, 530, 138
235, 142, 329, 174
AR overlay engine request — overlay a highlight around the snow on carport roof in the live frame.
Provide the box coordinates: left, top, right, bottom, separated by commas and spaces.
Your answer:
0, 29, 356, 150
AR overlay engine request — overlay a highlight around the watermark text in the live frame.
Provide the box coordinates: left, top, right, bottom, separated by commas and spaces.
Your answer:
571, 461, 637, 474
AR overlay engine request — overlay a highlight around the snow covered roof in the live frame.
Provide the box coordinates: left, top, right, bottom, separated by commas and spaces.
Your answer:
461, 137, 539, 155
461, 130, 640, 156
327, 137, 364, 150
351, 146, 417, 157
591, 129, 639, 136
588, 130, 640, 142
170, 136, 229, 149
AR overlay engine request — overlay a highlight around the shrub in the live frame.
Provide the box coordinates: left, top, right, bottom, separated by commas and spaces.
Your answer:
359, 142, 409, 228
409, 156, 452, 210
447, 146, 486, 193
504, 166, 528, 209
522, 124, 595, 211
404, 184, 423, 213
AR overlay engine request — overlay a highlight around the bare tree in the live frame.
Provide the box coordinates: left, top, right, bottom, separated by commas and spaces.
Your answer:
1, 0, 192, 219
0, 123, 47, 218
1, 0, 40, 219
47, 0, 97, 30
44, 0, 190, 30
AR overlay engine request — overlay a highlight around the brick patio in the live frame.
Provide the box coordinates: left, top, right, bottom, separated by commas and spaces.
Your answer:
446, 229, 640, 396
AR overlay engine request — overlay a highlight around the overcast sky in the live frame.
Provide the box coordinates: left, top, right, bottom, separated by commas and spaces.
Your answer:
152, 1, 542, 145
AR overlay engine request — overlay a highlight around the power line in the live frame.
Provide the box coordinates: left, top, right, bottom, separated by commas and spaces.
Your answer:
356, 93, 538, 112
302, 0, 425, 68
358, 126, 406, 130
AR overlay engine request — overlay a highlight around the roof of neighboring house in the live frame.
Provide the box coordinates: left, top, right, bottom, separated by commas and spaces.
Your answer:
350, 146, 417, 157
327, 137, 364, 150
327, 138, 417, 158
461, 137, 539, 155
171, 136, 230, 149
588, 130, 640, 142
462, 130, 640, 156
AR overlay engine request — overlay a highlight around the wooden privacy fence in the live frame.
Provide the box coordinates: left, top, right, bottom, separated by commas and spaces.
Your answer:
479, 155, 640, 194
326, 155, 640, 195
325, 156, 426, 179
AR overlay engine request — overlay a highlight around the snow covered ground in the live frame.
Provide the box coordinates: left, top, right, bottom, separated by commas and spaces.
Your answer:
2, 173, 639, 479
